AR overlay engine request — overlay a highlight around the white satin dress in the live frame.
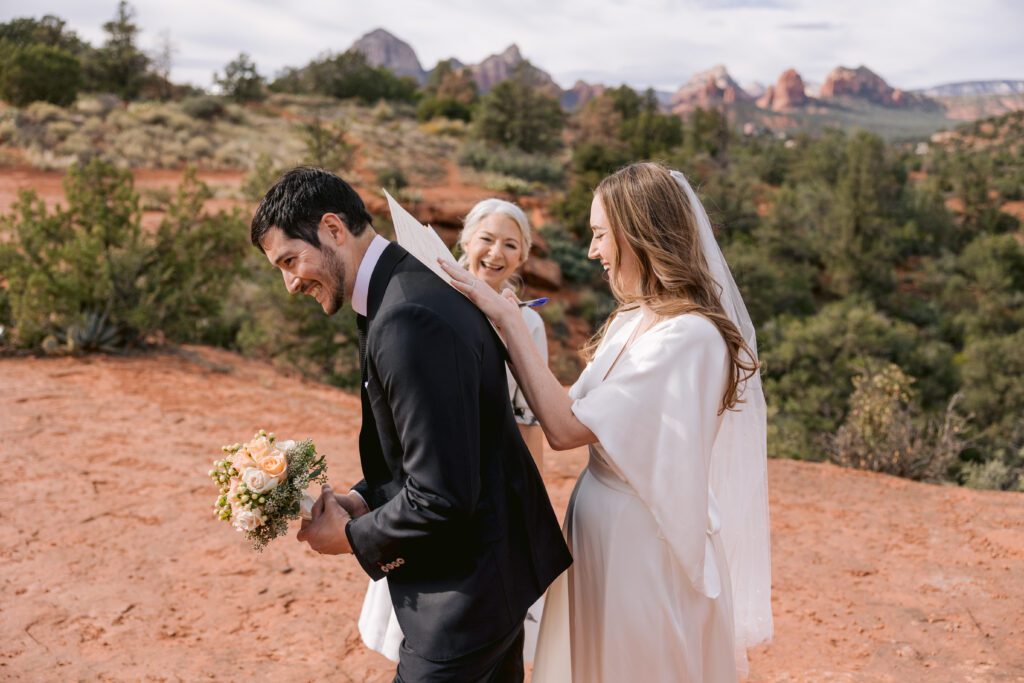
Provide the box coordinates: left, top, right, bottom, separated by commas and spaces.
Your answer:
531, 310, 739, 683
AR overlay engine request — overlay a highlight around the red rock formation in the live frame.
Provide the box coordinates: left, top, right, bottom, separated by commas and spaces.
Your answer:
757, 68, 809, 111
820, 65, 936, 109
469, 45, 560, 97
670, 65, 751, 114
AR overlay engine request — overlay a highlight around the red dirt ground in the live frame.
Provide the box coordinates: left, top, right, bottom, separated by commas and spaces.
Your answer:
1, 348, 1022, 682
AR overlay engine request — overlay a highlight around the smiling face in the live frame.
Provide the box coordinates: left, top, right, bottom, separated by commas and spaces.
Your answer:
464, 213, 527, 291
260, 220, 349, 315
589, 193, 639, 296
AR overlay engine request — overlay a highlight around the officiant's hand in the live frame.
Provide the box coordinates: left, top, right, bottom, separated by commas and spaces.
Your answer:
297, 485, 353, 555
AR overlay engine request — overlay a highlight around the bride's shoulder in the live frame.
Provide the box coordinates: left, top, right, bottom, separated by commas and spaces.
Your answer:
659, 313, 727, 349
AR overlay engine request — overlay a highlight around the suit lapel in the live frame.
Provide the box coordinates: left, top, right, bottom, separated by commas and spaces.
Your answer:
366, 241, 407, 324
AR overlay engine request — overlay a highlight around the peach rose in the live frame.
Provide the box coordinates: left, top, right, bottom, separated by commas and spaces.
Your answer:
229, 448, 256, 473
258, 450, 288, 478
246, 436, 274, 462
242, 467, 278, 494
232, 508, 265, 532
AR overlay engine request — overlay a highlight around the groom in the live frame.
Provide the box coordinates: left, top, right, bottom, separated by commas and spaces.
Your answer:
250, 168, 571, 681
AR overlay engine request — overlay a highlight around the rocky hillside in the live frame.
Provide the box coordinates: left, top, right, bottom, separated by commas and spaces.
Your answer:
670, 64, 754, 114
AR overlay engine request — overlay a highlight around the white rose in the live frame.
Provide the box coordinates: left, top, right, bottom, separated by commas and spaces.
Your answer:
277, 439, 296, 453
232, 508, 265, 532
242, 467, 279, 494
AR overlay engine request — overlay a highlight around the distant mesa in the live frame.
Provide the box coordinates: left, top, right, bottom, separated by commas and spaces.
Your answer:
469, 44, 560, 96
819, 65, 937, 109
918, 79, 1024, 120
918, 80, 1024, 98
757, 68, 808, 111
670, 65, 752, 114
343, 28, 1023, 126
561, 80, 606, 111
350, 28, 426, 83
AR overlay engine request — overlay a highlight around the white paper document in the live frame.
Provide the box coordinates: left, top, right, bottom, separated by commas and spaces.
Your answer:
384, 190, 458, 285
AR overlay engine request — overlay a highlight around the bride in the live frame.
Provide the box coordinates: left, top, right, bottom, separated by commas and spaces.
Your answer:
441, 162, 773, 681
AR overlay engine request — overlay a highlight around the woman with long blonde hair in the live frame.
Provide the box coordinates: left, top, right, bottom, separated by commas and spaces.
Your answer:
441, 162, 772, 681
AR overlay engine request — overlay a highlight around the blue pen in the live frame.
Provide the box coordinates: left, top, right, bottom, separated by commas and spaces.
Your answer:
518, 297, 549, 308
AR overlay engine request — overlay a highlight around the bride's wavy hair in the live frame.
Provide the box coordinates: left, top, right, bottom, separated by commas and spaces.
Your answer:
585, 161, 758, 412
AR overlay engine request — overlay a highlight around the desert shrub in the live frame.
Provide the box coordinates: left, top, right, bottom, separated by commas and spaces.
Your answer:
181, 95, 226, 121
459, 140, 564, 184
961, 457, 1019, 491
300, 115, 353, 172
242, 153, 284, 202
0, 160, 246, 351
418, 117, 469, 138
573, 288, 616, 329
0, 41, 81, 107
827, 363, 964, 480
375, 165, 408, 193
482, 173, 532, 197
538, 299, 568, 336
538, 224, 600, 284
231, 253, 360, 389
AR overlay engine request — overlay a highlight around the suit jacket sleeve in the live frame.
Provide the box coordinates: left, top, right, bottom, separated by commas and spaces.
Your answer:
345, 303, 482, 580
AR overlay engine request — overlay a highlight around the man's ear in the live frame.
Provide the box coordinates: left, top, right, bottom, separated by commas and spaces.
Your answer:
320, 213, 349, 246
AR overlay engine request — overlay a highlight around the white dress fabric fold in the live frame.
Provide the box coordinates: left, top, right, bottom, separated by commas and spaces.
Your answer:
532, 310, 739, 683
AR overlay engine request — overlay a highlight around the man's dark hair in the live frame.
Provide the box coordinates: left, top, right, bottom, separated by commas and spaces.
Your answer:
250, 167, 372, 251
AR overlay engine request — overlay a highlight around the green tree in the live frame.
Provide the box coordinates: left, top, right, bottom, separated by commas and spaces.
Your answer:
0, 15, 89, 53
822, 132, 902, 298
91, 1, 150, 100
271, 49, 418, 104
959, 330, 1024, 478
474, 63, 565, 154
0, 160, 246, 350
215, 52, 264, 102
937, 233, 1024, 340
0, 41, 81, 106
762, 298, 955, 460
417, 59, 477, 121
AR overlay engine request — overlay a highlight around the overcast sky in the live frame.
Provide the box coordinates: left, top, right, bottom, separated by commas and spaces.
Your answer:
2, 0, 1021, 92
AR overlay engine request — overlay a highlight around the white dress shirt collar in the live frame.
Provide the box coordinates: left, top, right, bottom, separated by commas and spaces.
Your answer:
351, 235, 390, 317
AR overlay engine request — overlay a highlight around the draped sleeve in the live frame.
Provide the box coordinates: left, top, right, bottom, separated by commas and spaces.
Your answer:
508, 307, 547, 426
570, 313, 729, 597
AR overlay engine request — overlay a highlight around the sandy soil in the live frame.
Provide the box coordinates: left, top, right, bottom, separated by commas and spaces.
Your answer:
1, 348, 1022, 682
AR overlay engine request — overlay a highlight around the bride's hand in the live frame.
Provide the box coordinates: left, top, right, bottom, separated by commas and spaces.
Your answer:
438, 259, 521, 332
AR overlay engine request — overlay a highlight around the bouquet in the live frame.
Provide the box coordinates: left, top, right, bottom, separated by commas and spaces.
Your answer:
208, 429, 328, 551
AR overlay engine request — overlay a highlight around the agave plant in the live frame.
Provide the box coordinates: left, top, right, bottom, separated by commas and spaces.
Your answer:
59, 310, 122, 354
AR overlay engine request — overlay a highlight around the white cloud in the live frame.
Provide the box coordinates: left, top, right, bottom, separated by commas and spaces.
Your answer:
2, 0, 1021, 91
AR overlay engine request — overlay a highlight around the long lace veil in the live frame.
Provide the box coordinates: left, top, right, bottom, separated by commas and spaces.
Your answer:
670, 170, 774, 654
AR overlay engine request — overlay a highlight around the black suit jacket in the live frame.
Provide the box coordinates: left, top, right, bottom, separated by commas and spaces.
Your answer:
345, 243, 572, 660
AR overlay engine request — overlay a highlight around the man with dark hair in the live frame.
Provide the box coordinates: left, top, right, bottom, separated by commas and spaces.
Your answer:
251, 167, 571, 682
